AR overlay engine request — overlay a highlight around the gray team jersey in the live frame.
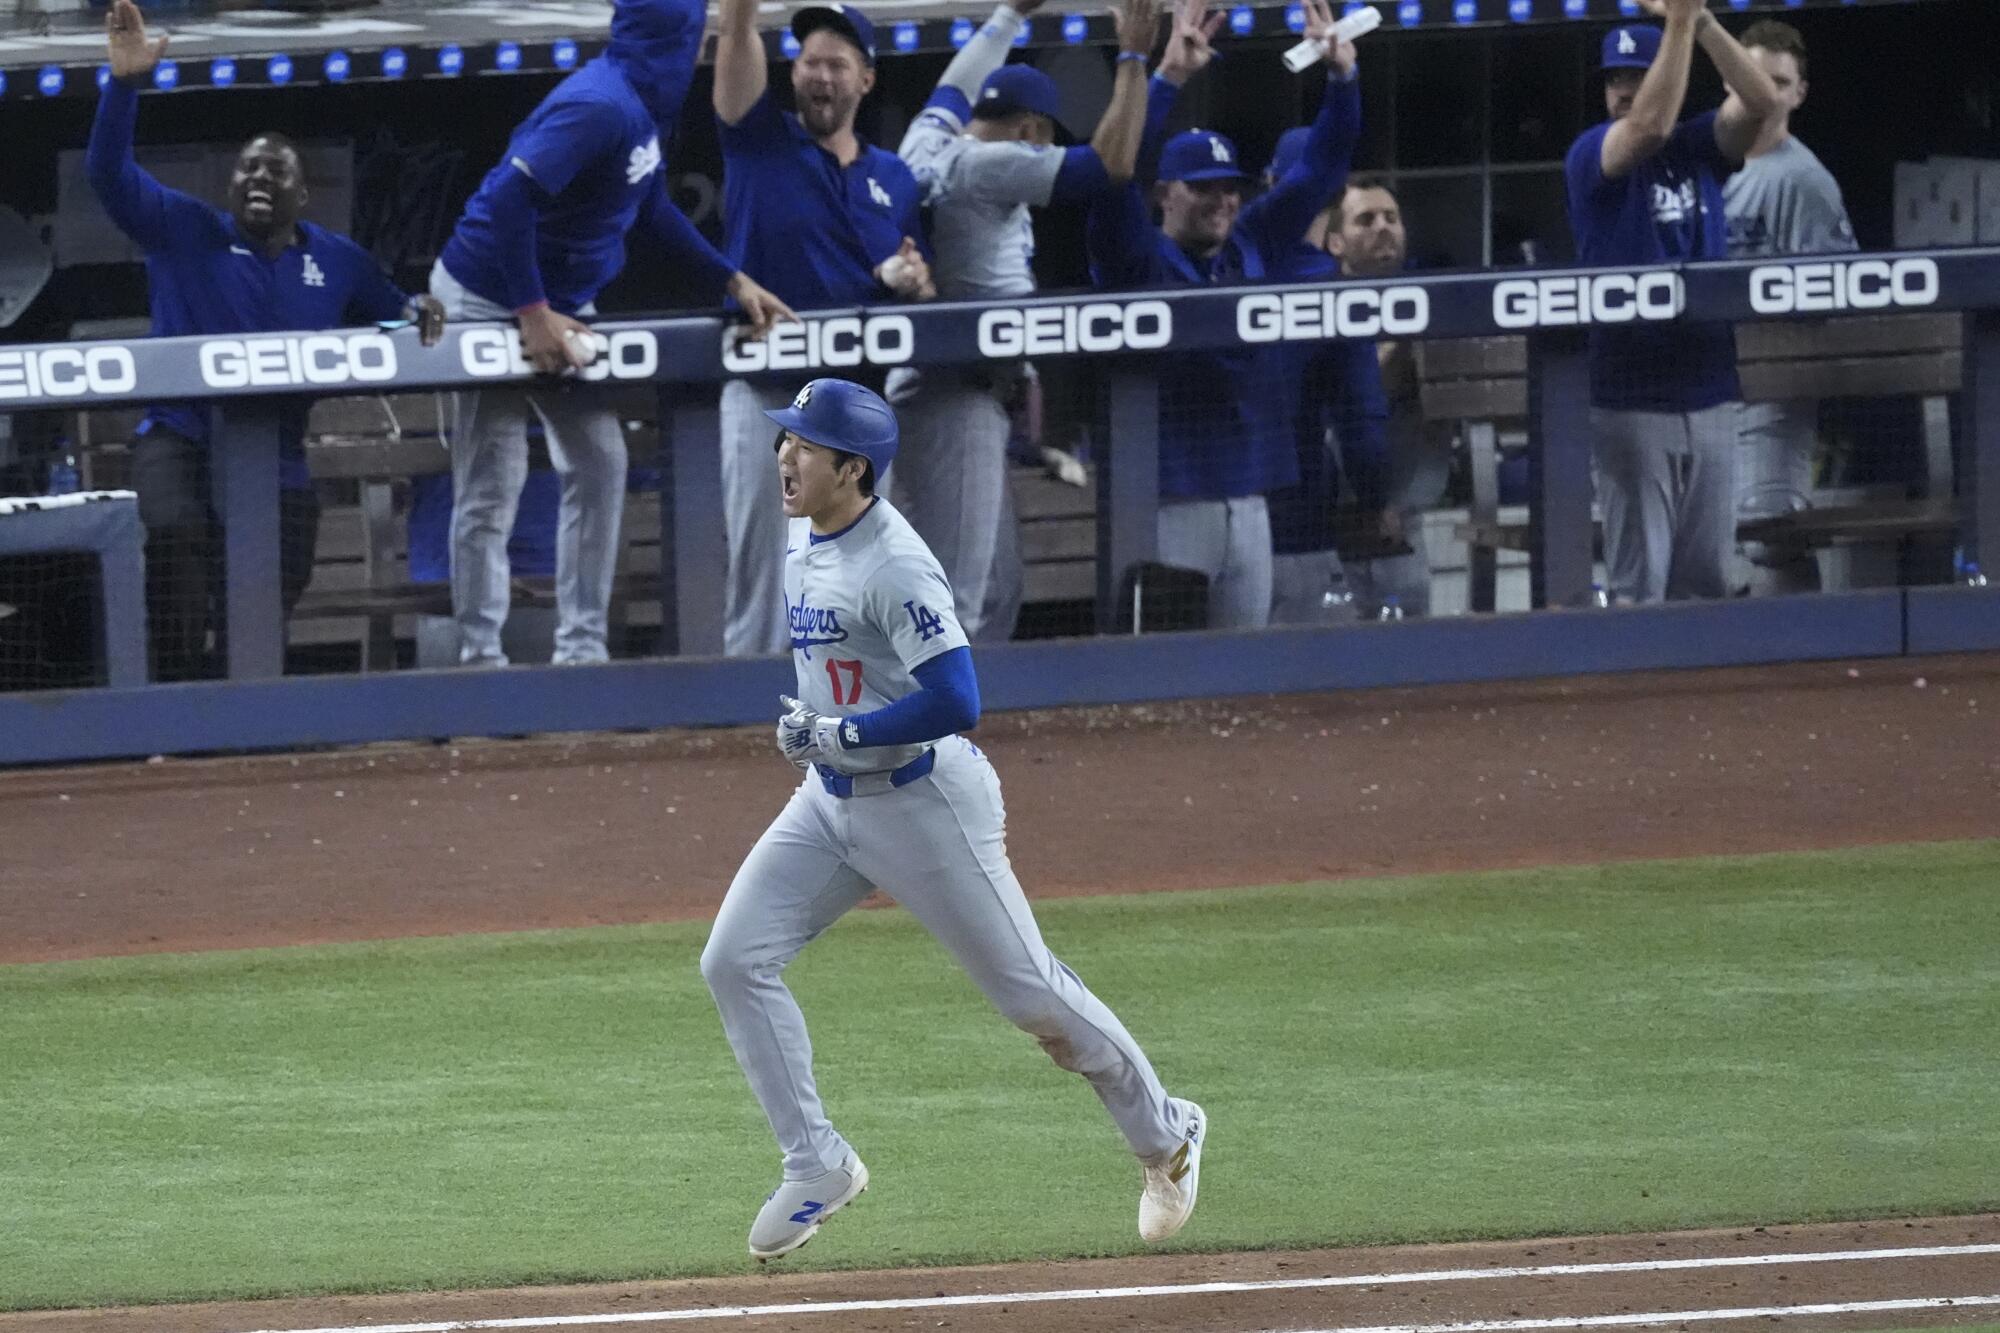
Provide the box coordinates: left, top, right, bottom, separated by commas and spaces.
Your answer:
786, 498, 971, 774
899, 101, 1064, 300
1724, 136, 1857, 258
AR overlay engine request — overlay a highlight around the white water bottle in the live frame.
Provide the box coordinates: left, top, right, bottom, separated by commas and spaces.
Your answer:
1282, 5, 1382, 74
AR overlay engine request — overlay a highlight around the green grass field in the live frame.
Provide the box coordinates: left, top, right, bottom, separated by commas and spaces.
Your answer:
3, 841, 1997, 1311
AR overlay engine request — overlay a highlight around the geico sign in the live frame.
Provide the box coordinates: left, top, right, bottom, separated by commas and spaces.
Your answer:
1236, 286, 1430, 343
200, 333, 397, 389
0, 346, 138, 401
977, 300, 1172, 357
723, 315, 914, 373
1493, 272, 1684, 329
459, 328, 661, 381
1748, 258, 1940, 315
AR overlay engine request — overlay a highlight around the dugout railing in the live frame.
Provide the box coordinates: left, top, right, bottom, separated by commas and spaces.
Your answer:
2, 247, 1999, 765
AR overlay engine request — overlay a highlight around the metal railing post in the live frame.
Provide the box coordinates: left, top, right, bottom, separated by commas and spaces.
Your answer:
1100, 369, 1161, 634
209, 399, 286, 680
1527, 331, 1595, 610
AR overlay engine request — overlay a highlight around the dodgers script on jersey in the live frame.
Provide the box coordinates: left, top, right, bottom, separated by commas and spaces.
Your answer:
786, 499, 970, 774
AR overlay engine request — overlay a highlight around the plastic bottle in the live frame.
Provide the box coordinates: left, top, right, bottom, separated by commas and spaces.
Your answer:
1377, 595, 1404, 622
1962, 561, 1989, 589
1591, 583, 1611, 608
45, 445, 80, 496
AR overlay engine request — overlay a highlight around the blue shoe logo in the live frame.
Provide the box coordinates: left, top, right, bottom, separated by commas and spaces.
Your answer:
789, 1199, 825, 1225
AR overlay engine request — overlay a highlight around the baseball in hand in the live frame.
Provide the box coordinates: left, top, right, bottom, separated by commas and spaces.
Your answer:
878, 253, 913, 290
564, 327, 599, 368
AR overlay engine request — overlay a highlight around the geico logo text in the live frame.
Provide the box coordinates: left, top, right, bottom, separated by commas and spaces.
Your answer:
200, 333, 397, 388
977, 300, 1173, 357
1493, 273, 1684, 329
1236, 286, 1430, 342
723, 315, 914, 373
1748, 258, 1940, 315
0, 346, 138, 401
460, 328, 661, 381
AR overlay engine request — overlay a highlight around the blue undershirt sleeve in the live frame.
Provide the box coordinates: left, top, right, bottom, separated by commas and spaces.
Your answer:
1049, 146, 1111, 204
847, 646, 981, 747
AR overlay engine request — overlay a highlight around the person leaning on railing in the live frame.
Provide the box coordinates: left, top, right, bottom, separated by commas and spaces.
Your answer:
1562, 0, 1780, 606
86, 0, 446, 681
1085, 0, 1362, 630
431, 0, 792, 668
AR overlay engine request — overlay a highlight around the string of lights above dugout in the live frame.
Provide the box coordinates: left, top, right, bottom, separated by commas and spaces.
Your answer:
0, 0, 1955, 101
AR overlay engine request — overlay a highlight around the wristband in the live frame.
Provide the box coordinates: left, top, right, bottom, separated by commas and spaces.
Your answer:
1117, 50, 1148, 65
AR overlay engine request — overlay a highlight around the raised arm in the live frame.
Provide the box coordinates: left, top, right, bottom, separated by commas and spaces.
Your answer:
87, 0, 209, 250
941, 0, 1040, 103
1697, 10, 1783, 163
1598, 0, 1700, 181
1243, 0, 1361, 255
712, 0, 768, 127
1089, 0, 1162, 186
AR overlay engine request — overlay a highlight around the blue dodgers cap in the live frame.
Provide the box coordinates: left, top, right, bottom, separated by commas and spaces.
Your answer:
974, 65, 1061, 121
1159, 129, 1251, 184
1601, 24, 1662, 71
1265, 125, 1311, 184
765, 377, 899, 473
793, 3, 877, 64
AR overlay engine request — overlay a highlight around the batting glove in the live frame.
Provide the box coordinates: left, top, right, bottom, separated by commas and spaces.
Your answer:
776, 695, 855, 768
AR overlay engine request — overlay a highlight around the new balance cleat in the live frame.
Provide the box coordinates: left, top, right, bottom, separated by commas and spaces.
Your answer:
1138, 1100, 1206, 1243
748, 1153, 869, 1261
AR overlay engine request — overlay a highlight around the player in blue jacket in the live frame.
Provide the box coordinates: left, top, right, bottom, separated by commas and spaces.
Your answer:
433, 0, 794, 666
1563, 0, 1778, 604
88, 0, 445, 681
1086, 0, 1362, 629
701, 377, 1206, 1262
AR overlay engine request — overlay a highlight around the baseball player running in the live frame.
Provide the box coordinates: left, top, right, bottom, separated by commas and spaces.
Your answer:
888, 0, 1163, 641
701, 377, 1205, 1261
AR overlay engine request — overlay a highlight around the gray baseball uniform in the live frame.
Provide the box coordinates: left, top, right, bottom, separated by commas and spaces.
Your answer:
1591, 401, 1739, 602
1725, 136, 1857, 595
430, 262, 627, 665
888, 2, 1062, 643
701, 497, 1190, 1179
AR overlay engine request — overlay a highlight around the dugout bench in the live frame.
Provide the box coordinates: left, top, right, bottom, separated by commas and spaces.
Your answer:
1426, 311, 1965, 612
71, 389, 1101, 670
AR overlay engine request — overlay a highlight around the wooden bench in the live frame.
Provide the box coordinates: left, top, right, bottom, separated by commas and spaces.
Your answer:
1426, 312, 1965, 610
71, 387, 1102, 665
297, 393, 1100, 664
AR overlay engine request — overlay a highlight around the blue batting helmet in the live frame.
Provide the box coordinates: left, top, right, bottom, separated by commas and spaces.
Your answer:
764, 377, 899, 473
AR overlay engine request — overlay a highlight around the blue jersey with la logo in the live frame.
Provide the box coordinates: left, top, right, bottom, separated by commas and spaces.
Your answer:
1565, 109, 1739, 411
784, 497, 969, 776
719, 91, 928, 311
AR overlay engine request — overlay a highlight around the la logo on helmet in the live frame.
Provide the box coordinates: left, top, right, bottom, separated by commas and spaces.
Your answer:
793, 383, 814, 409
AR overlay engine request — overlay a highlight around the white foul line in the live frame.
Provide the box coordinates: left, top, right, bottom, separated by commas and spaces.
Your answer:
232, 1242, 2000, 1333
1268, 1293, 2000, 1333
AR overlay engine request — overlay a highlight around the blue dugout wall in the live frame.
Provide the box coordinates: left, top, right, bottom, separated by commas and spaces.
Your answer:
2, 249, 1998, 764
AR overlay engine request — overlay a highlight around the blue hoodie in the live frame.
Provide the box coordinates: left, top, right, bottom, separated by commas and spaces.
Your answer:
440, 0, 734, 313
